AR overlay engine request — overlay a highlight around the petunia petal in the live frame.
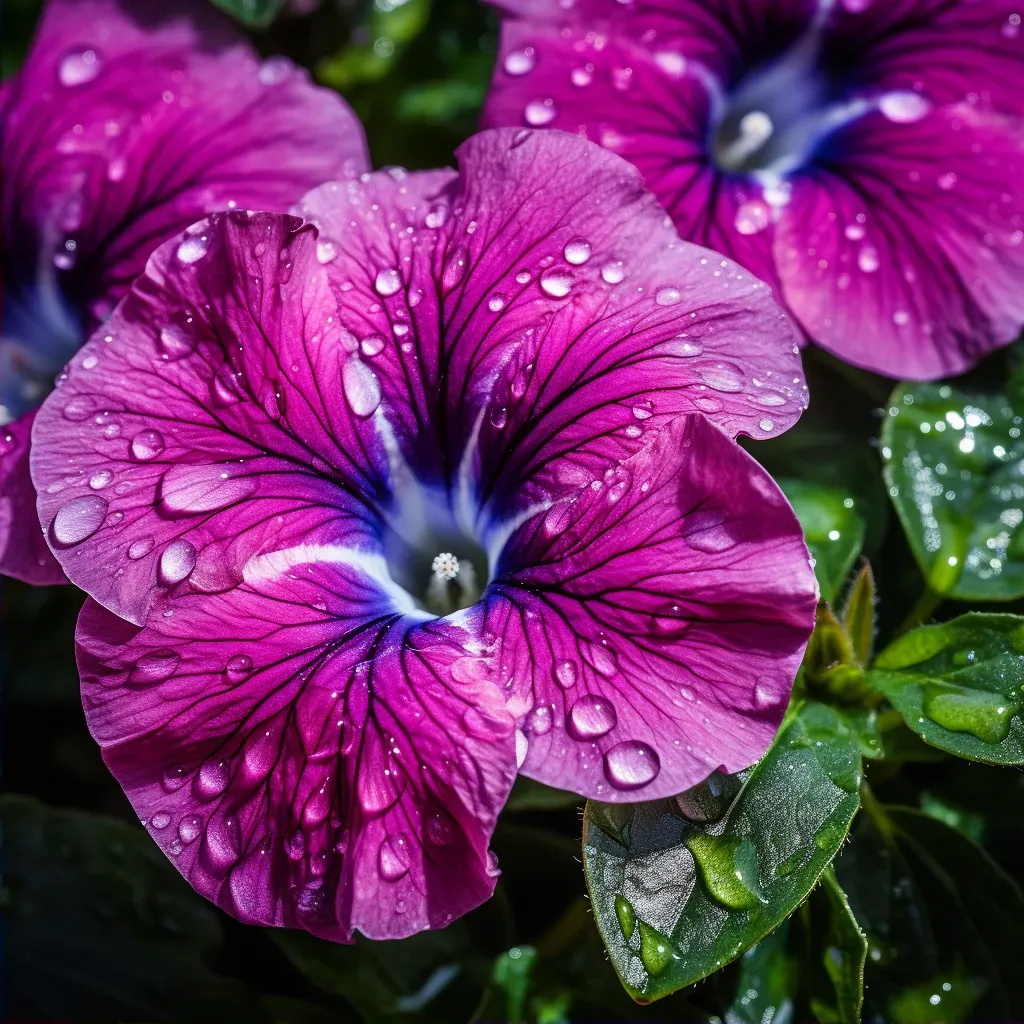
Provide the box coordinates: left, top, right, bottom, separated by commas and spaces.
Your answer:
297, 128, 806, 523
31, 212, 391, 625
0, 411, 64, 584
483, 414, 818, 801
776, 105, 1024, 378
76, 567, 516, 941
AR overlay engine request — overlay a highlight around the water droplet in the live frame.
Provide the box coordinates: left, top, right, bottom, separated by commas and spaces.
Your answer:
378, 833, 411, 880
490, 405, 508, 429
504, 47, 535, 75
443, 246, 468, 290
219, 656, 252, 685
163, 764, 188, 790
130, 650, 179, 684
664, 336, 703, 357
159, 539, 197, 584
879, 91, 929, 123
686, 834, 766, 909
131, 429, 165, 461
177, 234, 209, 264
197, 759, 230, 797
615, 894, 636, 939
128, 536, 155, 560
178, 815, 202, 844
858, 245, 880, 273
374, 267, 402, 297
555, 660, 578, 688
89, 470, 113, 490
285, 830, 306, 860
568, 694, 617, 739
604, 740, 660, 789
59, 49, 102, 87
315, 238, 337, 263
525, 98, 556, 126
601, 261, 625, 284
759, 417, 774, 432
923, 682, 1019, 745
527, 705, 553, 736
638, 920, 679, 975
342, 357, 381, 417
51, 495, 108, 546
158, 324, 197, 362
150, 811, 171, 830
160, 464, 256, 515
656, 286, 682, 306
571, 63, 594, 87
699, 363, 744, 393
488, 293, 507, 313
540, 268, 572, 298
564, 238, 592, 265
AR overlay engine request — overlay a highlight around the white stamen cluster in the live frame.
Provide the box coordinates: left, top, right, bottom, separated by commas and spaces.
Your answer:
431, 551, 461, 581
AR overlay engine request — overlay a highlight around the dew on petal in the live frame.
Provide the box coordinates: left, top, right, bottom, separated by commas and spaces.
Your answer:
567, 694, 617, 739
427, 811, 455, 846
51, 495, 108, 546
564, 238, 592, 265
734, 199, 770, 235
525, 98, 556, 126
128, 536, 155, 560
374, 267, 402, 296
540, 269, 573, 298
601, 261, 625, 284
504, 47, 535, 75
879, 91, 929, 123
63, 395, 96, 421
196, 759, 230, 798
699, 363, 745, 393
656, 286, 682, 306
89, 470, 113, 490
178, 815, 203, 844
150, 811, 171, 829
378, 833, 411, 881
177, 235, 209, 264
130, 650, 179, 684
131, 429, 165, 461
361, 334, 386, 357
59, 49, 102, 87
316, 239, 338, 264
604, 740, 660, 790
159, 540, 197, 584
342, 357, 382, 417
858, 245, 880, 273
226, 654, 254, 681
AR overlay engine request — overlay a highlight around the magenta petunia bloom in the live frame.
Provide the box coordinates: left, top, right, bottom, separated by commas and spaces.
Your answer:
483, 0, 1024, 381
32, 128, 817, 940
0, 0, 368, 583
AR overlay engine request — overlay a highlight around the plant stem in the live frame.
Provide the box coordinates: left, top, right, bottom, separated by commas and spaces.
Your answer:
897, 586, 943, 636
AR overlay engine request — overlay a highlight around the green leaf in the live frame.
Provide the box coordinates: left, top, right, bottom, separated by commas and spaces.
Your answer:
919, 792, 985, 844
271, 924, 472, 1020
881, 382, 1024, 600
814, 869, 867, 1024
869, 613, 1024, 764
582, 702, 867, 1003
724, 924, 794, 1024
778, 479, 866, 603
209, 0, 288, 29
836, 801, 1024, 1021
492, 946, 538, 1024
1, 795, 286, 1022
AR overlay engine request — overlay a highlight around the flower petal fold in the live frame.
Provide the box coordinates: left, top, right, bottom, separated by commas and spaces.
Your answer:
76, 574, 516, 940
485, 415, 818, 800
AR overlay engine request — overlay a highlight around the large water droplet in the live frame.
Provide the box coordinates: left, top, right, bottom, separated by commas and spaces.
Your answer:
159, 539, 197, 584
130, 650, 179, 684
131, 429, 165, 461
504, 47, 535, 75
734, 199, 770, 235
615, 894, 636, 940
63, 395, 96, 421
177, 234, 209, 264
427, 811, 455, 846
378, 833, 411, 881
89, 470, 113, 490
923, 682, 1019, 745
178, 814, 202, 844
59, 49, 102, 87
879, 91, 929, 123
374, 267, 402, 297
539, 268, 573, 298
638, 920, 680, 976
526, 704, 553, 736
567, 694, 617, 739
699, 363, 745, 393
196, 759, 230, 798
51, 495, 108, 546
604, 740, 660, 789
564, 238, 592, 265
858, 245, 880, 273
342, 357, 382, 417
601, 261, 625, 285
686, 834, 766, 909
525, 98, 557, 126
226, 654, 253, 681
655, 286, 682, 306
158, 324, 197, 362
128, 536, 155, 560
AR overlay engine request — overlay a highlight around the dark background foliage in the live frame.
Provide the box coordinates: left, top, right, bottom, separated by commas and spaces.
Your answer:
3, 1, 1023, 1022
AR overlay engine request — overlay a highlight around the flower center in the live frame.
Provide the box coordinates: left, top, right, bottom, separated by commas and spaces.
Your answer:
710, 27, 864, 177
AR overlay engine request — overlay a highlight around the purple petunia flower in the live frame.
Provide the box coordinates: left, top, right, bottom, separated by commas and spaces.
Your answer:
483, 0, 1024, 381
31, 128, 817, 940
0, 0, 368, 583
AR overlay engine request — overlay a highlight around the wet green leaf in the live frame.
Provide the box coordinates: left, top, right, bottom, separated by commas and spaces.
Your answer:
778, 479, 866, 603
813, 869, 866, 1024
836, 802, 1024, 1022
582, 702, 867, 1003
209, 0, 288, 29
1, 795, 293, 1022
724, 924, 794, 1024
881, 382, 1024, 600
869, 613, 1024, 764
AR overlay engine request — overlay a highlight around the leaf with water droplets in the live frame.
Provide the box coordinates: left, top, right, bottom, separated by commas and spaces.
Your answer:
868, 613, 1024, 765
724, 923, 793, 1024
881, 381, 1024, 600
582, 701, 866, 1003
778, 478, 866, 604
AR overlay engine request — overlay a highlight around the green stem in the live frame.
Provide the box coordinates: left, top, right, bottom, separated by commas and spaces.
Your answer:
897, 586, 943, 637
